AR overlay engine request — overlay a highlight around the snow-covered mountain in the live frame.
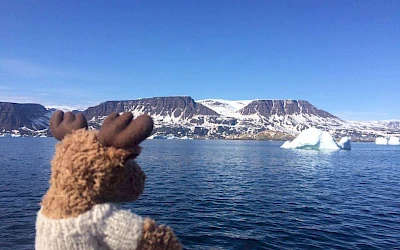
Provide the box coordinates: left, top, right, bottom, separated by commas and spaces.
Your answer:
197, 99, 252, 118
45, 105, 84, 113
198, 99, 344, 134
1, 97, 399, 140
0, 102, 53, 137
80, 97, 399, 140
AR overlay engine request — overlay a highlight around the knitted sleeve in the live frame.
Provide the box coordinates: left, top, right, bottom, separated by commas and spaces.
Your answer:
100, 208, 144, 250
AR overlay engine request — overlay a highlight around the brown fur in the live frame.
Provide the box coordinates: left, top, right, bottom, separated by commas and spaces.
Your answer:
42, 114, 182, 248
41, 129, 145, 219
138, 218, 183, 250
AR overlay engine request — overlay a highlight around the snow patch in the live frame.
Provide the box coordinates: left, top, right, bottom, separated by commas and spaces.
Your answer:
46, 105, 86, 112
197, 99, 252, 118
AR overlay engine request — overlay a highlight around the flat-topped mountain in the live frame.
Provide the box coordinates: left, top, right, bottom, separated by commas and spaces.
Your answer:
198, 99, 343, 134
83, 96, 218, 120
0, 102, 51, 131
0, 97, 398, 140
238, 100, 338, 119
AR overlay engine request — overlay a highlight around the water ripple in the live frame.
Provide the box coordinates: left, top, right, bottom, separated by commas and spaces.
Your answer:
1, 139, 399, 249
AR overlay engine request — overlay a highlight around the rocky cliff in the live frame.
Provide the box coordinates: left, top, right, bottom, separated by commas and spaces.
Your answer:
83, 96, 218, 120
238, 100, 338, 119
0, 102, 51, 131
1, 97, 398, 140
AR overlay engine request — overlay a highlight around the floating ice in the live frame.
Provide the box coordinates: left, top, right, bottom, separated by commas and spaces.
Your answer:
375, 136, 399, 145
375, 137, 388, 145
338, 137, 351, 150
388, 137, 400, 145
281, 127, 350, 150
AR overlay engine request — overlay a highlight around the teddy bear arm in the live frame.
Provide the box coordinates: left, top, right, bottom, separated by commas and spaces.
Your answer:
137, 217, 182, 250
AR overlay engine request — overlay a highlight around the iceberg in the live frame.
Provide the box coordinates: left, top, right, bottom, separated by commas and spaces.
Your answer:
375, 137, 388, 145
280, 140, 294, 149
375, 136, 400, 145
388, 137, 400, 145
338, 137, 351, 150
281, 128, 350, 150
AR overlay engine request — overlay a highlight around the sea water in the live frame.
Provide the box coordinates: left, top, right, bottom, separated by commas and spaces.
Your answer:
0, 138, 399, 249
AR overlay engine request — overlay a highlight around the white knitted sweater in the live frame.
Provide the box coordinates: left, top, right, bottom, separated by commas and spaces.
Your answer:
35, 203, 144, 250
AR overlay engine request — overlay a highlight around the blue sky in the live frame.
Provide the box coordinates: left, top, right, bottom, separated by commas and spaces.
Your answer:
1, 1, 399, 120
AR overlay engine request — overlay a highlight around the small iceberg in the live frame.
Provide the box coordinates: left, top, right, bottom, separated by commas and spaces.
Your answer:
148, 134, 168, 139
180, 136, 193, 140
388, 137, 400, 145
281, 128, 351, 150
375, 136, 400, 145
148, 134, 179, 140
338, 137, 351, 150
375, 137, 388, 145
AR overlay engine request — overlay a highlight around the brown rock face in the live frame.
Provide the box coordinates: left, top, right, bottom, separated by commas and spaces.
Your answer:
83, 96, 219, 120
0, 102, 51, 130
239, 100, 339, 119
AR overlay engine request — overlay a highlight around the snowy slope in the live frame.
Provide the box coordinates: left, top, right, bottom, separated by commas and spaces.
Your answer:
196, 99, 343, 133
81, 97, 399, 140
197, 99, 252, 118
3, 97, 399, 140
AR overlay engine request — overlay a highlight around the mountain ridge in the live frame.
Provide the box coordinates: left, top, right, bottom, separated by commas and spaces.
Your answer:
1, 96, 399, 140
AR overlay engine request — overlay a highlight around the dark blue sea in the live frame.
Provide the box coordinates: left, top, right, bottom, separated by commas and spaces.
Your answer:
0, 138, 399, 249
